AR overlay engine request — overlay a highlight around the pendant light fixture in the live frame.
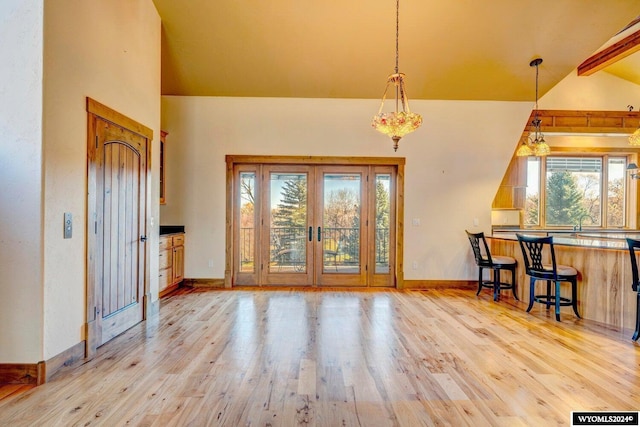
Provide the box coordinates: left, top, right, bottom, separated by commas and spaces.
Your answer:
629, 127, 640, 145
516, 58, 550, 157
371, 0, 422, 151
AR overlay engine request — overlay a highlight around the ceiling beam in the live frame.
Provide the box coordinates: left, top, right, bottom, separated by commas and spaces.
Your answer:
578, 29, 640, 76
522, 110, 640, 134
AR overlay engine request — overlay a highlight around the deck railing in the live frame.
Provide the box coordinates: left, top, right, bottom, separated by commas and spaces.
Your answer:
239, 226, 389, 270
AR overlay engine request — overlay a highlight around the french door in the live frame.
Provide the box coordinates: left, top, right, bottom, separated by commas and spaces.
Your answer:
230, 157, 400, 287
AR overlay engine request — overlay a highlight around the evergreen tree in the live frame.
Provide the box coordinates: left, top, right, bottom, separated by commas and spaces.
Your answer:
545, 171, 587, 226
272, 179, 307, 229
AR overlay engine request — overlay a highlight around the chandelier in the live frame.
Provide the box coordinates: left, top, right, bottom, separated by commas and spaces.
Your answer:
371, 0, 422, 151
516, 58, 550, 157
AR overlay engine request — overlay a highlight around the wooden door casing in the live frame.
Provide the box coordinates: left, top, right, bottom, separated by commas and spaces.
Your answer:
87, 98, 152, 356
227, 156, 403, 288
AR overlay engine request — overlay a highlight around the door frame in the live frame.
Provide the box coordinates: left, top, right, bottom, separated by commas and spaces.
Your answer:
225, 155, 405, 288
86, 98, 153, 357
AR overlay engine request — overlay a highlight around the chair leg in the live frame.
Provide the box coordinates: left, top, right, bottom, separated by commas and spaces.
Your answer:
510, 266, 519, 301
555, 280, 561, 321
527, 277, 535, 312
493, 268, 500, 301
633, 291, 640, 341
571, 277, 580, 319
546, 280, 552, 310
476, 267, 483, 296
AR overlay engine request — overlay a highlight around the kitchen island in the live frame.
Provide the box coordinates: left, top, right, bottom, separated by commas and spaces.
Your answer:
489, 231, 639, 332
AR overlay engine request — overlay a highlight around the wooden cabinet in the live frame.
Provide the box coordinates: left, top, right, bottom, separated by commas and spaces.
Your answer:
159, 232, 185, 297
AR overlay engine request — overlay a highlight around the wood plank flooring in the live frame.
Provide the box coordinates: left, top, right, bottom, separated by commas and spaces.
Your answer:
1, 287, 639, 426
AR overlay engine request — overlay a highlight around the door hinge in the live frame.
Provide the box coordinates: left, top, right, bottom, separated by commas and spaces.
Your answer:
365, 264, 368, 271
94, 306, 98, 319
94, 221, 97, 234
95, 135, 98, 148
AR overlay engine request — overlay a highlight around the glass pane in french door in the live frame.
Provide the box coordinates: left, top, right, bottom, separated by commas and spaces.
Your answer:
375, 174, 391, 274
322, 173, 361, 274
239, 172, 256, 273
269, 172, 308, 274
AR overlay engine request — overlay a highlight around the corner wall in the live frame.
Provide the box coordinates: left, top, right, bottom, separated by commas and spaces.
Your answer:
40, 0, 161, 361
0, 0, 45, 363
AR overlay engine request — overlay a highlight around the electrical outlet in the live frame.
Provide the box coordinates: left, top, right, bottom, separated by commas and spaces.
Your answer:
412, 218, 421, 226
208, 259, 214, 268
473, 218, 479, 227
412, 261, 418, 270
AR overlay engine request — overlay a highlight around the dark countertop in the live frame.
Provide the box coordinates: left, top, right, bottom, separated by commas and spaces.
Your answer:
160, 225, 185, 235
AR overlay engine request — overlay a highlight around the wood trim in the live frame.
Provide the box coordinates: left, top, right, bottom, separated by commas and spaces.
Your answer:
396, 162, 405, 289
160, 130, 167, 205
578, 29, 640, 76
225, 157, 234, 288
183, 278, 226, 288
86, 98, 152, 356
87, 98, 153, 140
225, 155, 406, 289
225, 155, 406, 166
534, 109, 640, 134
159, 283, 180, 297
0, 362, 43, 385
45, 341, 85, 382
402, 280, 476, 290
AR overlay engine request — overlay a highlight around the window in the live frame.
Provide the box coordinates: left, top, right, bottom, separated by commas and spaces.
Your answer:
525, 155, 627, 228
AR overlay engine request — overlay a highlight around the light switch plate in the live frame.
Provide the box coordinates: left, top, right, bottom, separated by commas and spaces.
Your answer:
64, 212, 72, 239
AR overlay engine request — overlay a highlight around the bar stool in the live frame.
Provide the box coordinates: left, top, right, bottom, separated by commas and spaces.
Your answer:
516, 234, 580, 321
465, 230, 518, 301
625, 238, 640, 341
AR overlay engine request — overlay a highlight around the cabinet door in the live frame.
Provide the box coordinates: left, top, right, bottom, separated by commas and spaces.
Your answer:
159, 266, 173, 291
173, 245, 184, 284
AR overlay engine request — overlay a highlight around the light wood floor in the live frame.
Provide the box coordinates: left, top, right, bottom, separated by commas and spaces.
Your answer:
1, 287, 639, 426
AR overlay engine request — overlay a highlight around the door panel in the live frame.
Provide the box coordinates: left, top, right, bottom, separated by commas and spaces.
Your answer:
370, 168, 396, 287
315, 167, 367, 286
233, 166, 260, 285
261, 166, 314, 286
94, 118, 147, 345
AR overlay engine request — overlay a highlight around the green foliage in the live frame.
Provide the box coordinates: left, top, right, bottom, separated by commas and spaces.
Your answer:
376, 180, 390, 229
545, 171, 587, 226
525, 193, 539, 226
273, 179, 307, 228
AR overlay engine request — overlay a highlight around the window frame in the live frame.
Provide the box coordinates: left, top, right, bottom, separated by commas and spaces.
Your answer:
525, 150, 636, 230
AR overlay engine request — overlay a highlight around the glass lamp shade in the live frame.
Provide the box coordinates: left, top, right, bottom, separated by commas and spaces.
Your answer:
372, 73, 422, 151
516, 140, 534, 157
629, 128, 640, 146
533, 137, 550, 156
372, 111, 423, 139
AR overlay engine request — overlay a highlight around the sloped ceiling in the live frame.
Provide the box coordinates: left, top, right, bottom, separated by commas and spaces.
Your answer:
153, 0, 639, 101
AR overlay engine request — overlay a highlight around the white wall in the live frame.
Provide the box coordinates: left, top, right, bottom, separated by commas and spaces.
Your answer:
0, 0, 44, 363
161, 97, 532, 281
39, 0, 160, 361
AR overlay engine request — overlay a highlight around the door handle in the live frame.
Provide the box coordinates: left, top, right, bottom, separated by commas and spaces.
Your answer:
317, 226, 321, 242
140, 235, 147, 242
308, 226, 313, 242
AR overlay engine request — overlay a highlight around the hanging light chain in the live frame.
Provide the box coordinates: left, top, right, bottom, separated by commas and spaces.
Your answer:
395, 0, 399, 74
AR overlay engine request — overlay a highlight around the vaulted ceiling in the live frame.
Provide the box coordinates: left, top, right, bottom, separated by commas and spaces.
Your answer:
153, 0, 640, 101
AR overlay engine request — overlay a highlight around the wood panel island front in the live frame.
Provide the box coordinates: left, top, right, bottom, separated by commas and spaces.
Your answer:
489, 231, 639, 333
